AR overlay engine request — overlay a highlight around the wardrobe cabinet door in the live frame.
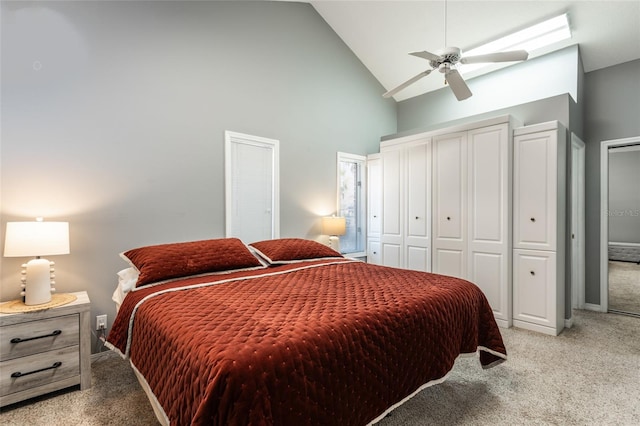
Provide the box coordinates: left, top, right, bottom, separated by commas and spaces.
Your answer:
467, 124, 511, 326
513, 249, 557, 333
432, 132, 467, 278
367, 156, 382, 236
513, 130, 557, 251
381, 148, 403, 267
405, 142, 431, 272
367, 239, 382, 265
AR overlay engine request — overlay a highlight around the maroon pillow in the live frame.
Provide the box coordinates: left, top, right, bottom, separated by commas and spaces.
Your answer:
121, 238, 264, 287
249, 238, 342, 264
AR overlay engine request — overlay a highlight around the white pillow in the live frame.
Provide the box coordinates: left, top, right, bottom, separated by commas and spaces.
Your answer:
112, 267, 140, 311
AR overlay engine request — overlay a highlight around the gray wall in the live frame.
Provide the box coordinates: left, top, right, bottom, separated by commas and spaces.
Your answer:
0, 1, 396, 352
584, 59, 640, 304
608, 149, 640, 243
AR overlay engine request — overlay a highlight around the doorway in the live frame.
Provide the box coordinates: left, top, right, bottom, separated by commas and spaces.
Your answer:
599, 136, 640, 316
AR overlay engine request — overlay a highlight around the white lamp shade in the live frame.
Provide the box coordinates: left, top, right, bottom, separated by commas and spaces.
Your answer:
322, 216, 346, 236
4, 221, 70, 257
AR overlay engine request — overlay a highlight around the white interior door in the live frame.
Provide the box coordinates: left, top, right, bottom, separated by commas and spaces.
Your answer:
225, 131, 279, 243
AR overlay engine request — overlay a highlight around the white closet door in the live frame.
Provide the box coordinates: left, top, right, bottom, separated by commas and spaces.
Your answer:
513, 249, 557, 331
381, 147, 403, 267
405, 141, 431, 271
432, 132, 467, 278
467, 124, 511, 324
367, 156, 382, 236
513, 130, 557, 251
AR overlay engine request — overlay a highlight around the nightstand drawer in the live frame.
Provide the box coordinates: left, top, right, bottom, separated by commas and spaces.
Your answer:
1, 314, 79, 362
0, 345, 80, 397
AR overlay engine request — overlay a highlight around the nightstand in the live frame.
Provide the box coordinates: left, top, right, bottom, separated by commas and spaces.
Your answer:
0, 291, 91, 407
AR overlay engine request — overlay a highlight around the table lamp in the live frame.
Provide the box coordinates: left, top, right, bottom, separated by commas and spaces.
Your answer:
322, 216, 346, 253
3, 218, 70, 305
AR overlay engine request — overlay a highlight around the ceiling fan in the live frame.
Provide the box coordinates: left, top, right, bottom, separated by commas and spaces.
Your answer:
383, 48, 529, 101
383, 1, 529, 101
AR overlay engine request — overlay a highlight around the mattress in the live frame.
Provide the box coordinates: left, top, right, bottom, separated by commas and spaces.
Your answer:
107, 256, 506, 425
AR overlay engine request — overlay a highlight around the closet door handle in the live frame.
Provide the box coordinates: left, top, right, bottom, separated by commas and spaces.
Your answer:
530, 217, 536, 222
530, 271, 536, 276
446, 216, 451, 221
415, 216, 419, 220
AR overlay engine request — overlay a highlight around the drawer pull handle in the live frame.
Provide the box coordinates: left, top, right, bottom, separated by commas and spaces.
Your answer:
10, 329, 62, 344
446, 216, 451, 221
530, 271, 536, 276
11, 361, 62, 378
530, 217, 536, 222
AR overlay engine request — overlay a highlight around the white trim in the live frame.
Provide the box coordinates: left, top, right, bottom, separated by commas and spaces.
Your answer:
130, 361, 170, 426
600, 136, 640, 313
367, 347, 506, 424
381, 115, 520, 146
224, 131, 280, 241
570, 134, 585, 310
564, 316, 574, 329
608, 145, 640, 153
584, 303, 602, 312
513, 319, 560, 336
609, 242, 640, 247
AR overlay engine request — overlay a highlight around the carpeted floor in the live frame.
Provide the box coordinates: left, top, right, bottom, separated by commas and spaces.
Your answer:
608, 260, 640, 315
1, 310, 639, 425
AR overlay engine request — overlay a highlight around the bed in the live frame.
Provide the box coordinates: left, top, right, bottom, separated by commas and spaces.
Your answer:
106, 237, 506, 425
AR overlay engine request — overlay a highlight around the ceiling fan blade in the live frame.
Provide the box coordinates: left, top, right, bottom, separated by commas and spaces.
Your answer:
460, 50, 529, 64
409, 50, 442, 62
444, 69, 472, 101
383, 69, 432, 98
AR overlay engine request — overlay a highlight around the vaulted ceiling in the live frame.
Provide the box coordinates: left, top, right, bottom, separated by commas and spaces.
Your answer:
305, 1, 640, 101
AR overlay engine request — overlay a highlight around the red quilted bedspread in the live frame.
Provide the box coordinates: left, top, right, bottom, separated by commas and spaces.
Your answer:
107, 259, 506, 425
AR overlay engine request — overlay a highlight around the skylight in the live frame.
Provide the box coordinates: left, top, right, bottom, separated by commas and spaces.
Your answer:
460, 13, 571, 74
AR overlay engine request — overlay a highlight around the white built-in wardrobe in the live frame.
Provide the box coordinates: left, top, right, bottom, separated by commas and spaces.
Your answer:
367, 116, 568, 335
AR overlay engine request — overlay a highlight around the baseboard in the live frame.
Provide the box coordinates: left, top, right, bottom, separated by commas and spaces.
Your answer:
584, 303, 603, 312
564, 316, 574, 329
91, 350, 117, 364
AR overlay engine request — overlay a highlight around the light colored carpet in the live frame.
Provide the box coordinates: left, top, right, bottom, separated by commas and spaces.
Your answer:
1, 310, 639, 425
608, 261, 640, 315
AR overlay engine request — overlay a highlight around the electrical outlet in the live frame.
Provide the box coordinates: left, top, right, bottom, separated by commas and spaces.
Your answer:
96, 314, 107, 331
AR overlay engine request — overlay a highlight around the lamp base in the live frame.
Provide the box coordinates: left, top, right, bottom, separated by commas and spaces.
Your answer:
328, 236, 341, 253
23, 258, 53, 305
